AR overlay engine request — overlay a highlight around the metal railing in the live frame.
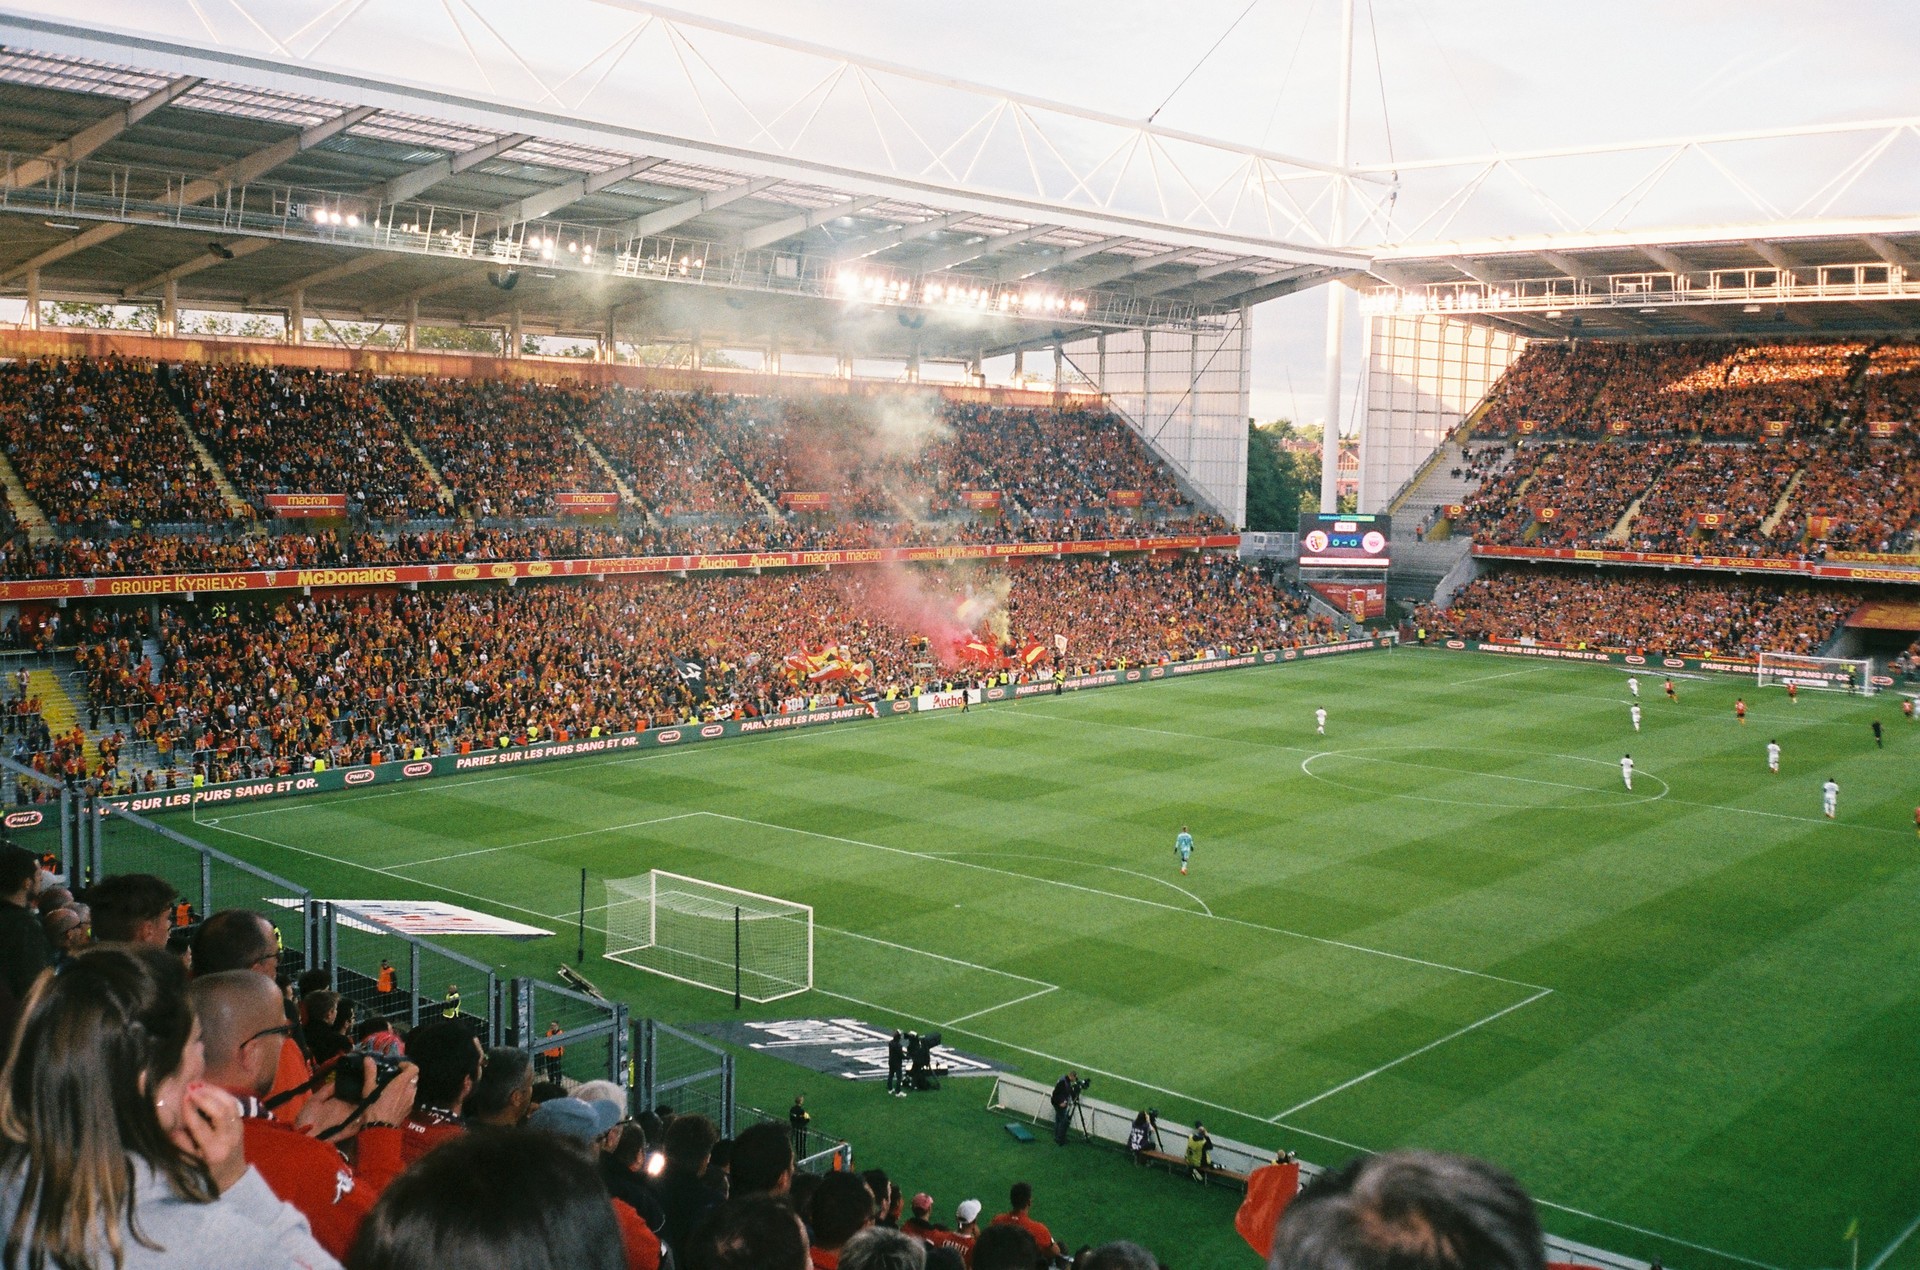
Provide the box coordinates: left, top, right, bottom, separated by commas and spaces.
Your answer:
514, 976, 629, 1087
635, 1019, 734, 1136
318, 903, 503, 1045
91, 801, 315, 970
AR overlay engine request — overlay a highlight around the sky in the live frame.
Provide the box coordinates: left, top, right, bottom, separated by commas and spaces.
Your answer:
693, 0, 1920, 427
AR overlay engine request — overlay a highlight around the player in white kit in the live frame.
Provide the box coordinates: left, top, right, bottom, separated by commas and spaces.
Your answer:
1630, 704, 1641, 732
1315, 707, 1327, 735
1620, 753, 1633, 791
1822, 777, 1839, 819
1766, 739, 1780, 773
1628, 675, 1640, 698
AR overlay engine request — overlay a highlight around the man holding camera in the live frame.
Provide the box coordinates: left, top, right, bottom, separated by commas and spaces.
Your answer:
1050, 1070, 1084, 1146
192, 969, 419, 1261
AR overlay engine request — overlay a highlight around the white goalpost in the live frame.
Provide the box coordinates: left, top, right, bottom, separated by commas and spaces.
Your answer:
604, 871, 813, 1004
1756, 651, 1876, 695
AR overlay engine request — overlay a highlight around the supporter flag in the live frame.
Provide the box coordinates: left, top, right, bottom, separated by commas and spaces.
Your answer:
1234, 1160, 1302, 1258
1020, 642, 1048, 666
673, 655, 705, 685
1053, 634, 1068, 652
954, 636, 996, 664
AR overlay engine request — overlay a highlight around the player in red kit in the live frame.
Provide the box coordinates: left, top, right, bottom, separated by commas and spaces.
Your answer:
1734, 697, 1747, 725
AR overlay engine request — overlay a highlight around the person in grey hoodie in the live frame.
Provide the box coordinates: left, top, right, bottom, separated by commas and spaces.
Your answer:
0, 945, 337, 1269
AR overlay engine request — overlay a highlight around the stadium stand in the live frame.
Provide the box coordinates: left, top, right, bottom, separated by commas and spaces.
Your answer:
1417, 568, 1854, 658
64, 557, 1327, 789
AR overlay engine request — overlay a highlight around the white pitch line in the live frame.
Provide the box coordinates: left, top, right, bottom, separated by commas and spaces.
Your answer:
702, 812, 1547, 991
942, 984, 1059, 1027
1868, 1208, 1920, 1270
923, 850, 1213, 916
1268, 987, 1553, 1121
821, 926, 1054, 988
395, 812, 704, 869
1301, 749, 1669, 801
1446, 666, 1546, 686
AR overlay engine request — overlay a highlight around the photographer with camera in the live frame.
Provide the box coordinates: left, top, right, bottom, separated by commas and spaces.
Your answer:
1048, 1071, 1086, 1147
192, 969, 419, 1261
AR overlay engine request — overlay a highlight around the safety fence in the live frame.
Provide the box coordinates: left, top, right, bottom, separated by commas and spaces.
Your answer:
319, 903, 504, 1046
635, 1019, 735, 1136
516, 975, 629, 1088
0, 754, 72, 876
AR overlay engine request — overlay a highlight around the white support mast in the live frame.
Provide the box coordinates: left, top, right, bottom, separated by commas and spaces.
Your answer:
1320, 0, 1356, 512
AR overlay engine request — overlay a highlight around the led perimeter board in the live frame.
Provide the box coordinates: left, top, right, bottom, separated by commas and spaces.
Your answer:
1298, 513, 1392, 570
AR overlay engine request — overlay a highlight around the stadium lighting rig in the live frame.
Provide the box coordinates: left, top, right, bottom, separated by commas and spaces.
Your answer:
833, 269, 1089, 317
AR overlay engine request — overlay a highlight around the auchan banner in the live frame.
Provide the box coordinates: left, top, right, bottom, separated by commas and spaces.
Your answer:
97, 631, 1385, 816
264, 493, 346, 517
0, 535, 1242, 603
1471, 543, 1920, 586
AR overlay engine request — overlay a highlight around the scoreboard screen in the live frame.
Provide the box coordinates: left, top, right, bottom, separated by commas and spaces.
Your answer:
1298, 513, 1392, 570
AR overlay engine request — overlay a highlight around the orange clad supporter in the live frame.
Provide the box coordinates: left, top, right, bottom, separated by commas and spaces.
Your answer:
191, 970, 420, 1261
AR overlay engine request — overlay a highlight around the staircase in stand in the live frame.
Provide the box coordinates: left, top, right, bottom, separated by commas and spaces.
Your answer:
27, 665, 93, 767
1759, 469, 1804, 537
156, 369, 254, 519
0, 452, 53, 544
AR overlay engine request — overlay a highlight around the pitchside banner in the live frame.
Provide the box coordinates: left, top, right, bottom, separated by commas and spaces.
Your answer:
555, 493, 620, 515
0, 534, 1242, 602
1298, 514, 1391, 570
100, 637, 1391, 816
1436, 638, 1770, 678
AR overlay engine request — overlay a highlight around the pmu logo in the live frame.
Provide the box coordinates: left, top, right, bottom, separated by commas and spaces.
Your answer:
402, 761, 434, 777
1662, 657, 1685, 669
1149, 667, 1165, 679
1872, 674, 1894, 686
1125, 670, 1141, 682
657, 730, 682, 744
1624, 655, 1646, 665
344, 769, 376, 786
1445, 640, 1465, 650
699, 724, 725, 739
3, 811, 42, 830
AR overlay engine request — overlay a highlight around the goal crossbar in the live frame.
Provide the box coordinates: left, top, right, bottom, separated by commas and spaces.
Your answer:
604, 870, 813, 1004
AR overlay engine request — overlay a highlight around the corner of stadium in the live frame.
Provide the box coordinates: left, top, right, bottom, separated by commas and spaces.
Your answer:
0, 3, 1912, 1269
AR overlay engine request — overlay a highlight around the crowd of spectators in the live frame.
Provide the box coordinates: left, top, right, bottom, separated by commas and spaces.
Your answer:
1456, 441, 1674, 546
65, 557, 1325, 785
175, 364, 445, 521
374, 378, 605, 519
1420, 567, 1854, 658
1619, 441, 1802, 552
0, 357, 229, 529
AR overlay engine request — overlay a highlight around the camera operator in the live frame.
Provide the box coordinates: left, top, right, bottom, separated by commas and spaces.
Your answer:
1049, 1071, 1085, 1147
192, 969, 419, 1262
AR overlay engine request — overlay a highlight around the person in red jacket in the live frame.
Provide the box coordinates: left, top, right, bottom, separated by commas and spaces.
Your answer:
191, 968, 419, 1261
398, 1017, 483, 1164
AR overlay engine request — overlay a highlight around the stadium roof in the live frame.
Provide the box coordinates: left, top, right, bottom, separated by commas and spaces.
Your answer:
0, 4, 1375, 360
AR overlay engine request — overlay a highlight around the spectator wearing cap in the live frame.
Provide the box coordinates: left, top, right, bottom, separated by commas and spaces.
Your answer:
990, 1183, 1062, 1261
0, 843, 50, 1003
192, 969, 417, 1262
902, 1193, 973, 1261
954, 1199, 982, 1241
528, 1097, 663, 1270
570, 1080, 668, 1237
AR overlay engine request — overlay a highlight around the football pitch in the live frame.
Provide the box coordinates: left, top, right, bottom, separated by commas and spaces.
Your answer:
182, 647, 1920, 1270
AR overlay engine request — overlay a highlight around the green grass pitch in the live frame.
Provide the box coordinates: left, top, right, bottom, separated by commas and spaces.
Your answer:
176, 648, 1920, 1270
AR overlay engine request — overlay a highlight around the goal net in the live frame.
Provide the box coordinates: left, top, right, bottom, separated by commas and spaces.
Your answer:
604, 871, 812, 1003
1756, 651, 1875, 695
